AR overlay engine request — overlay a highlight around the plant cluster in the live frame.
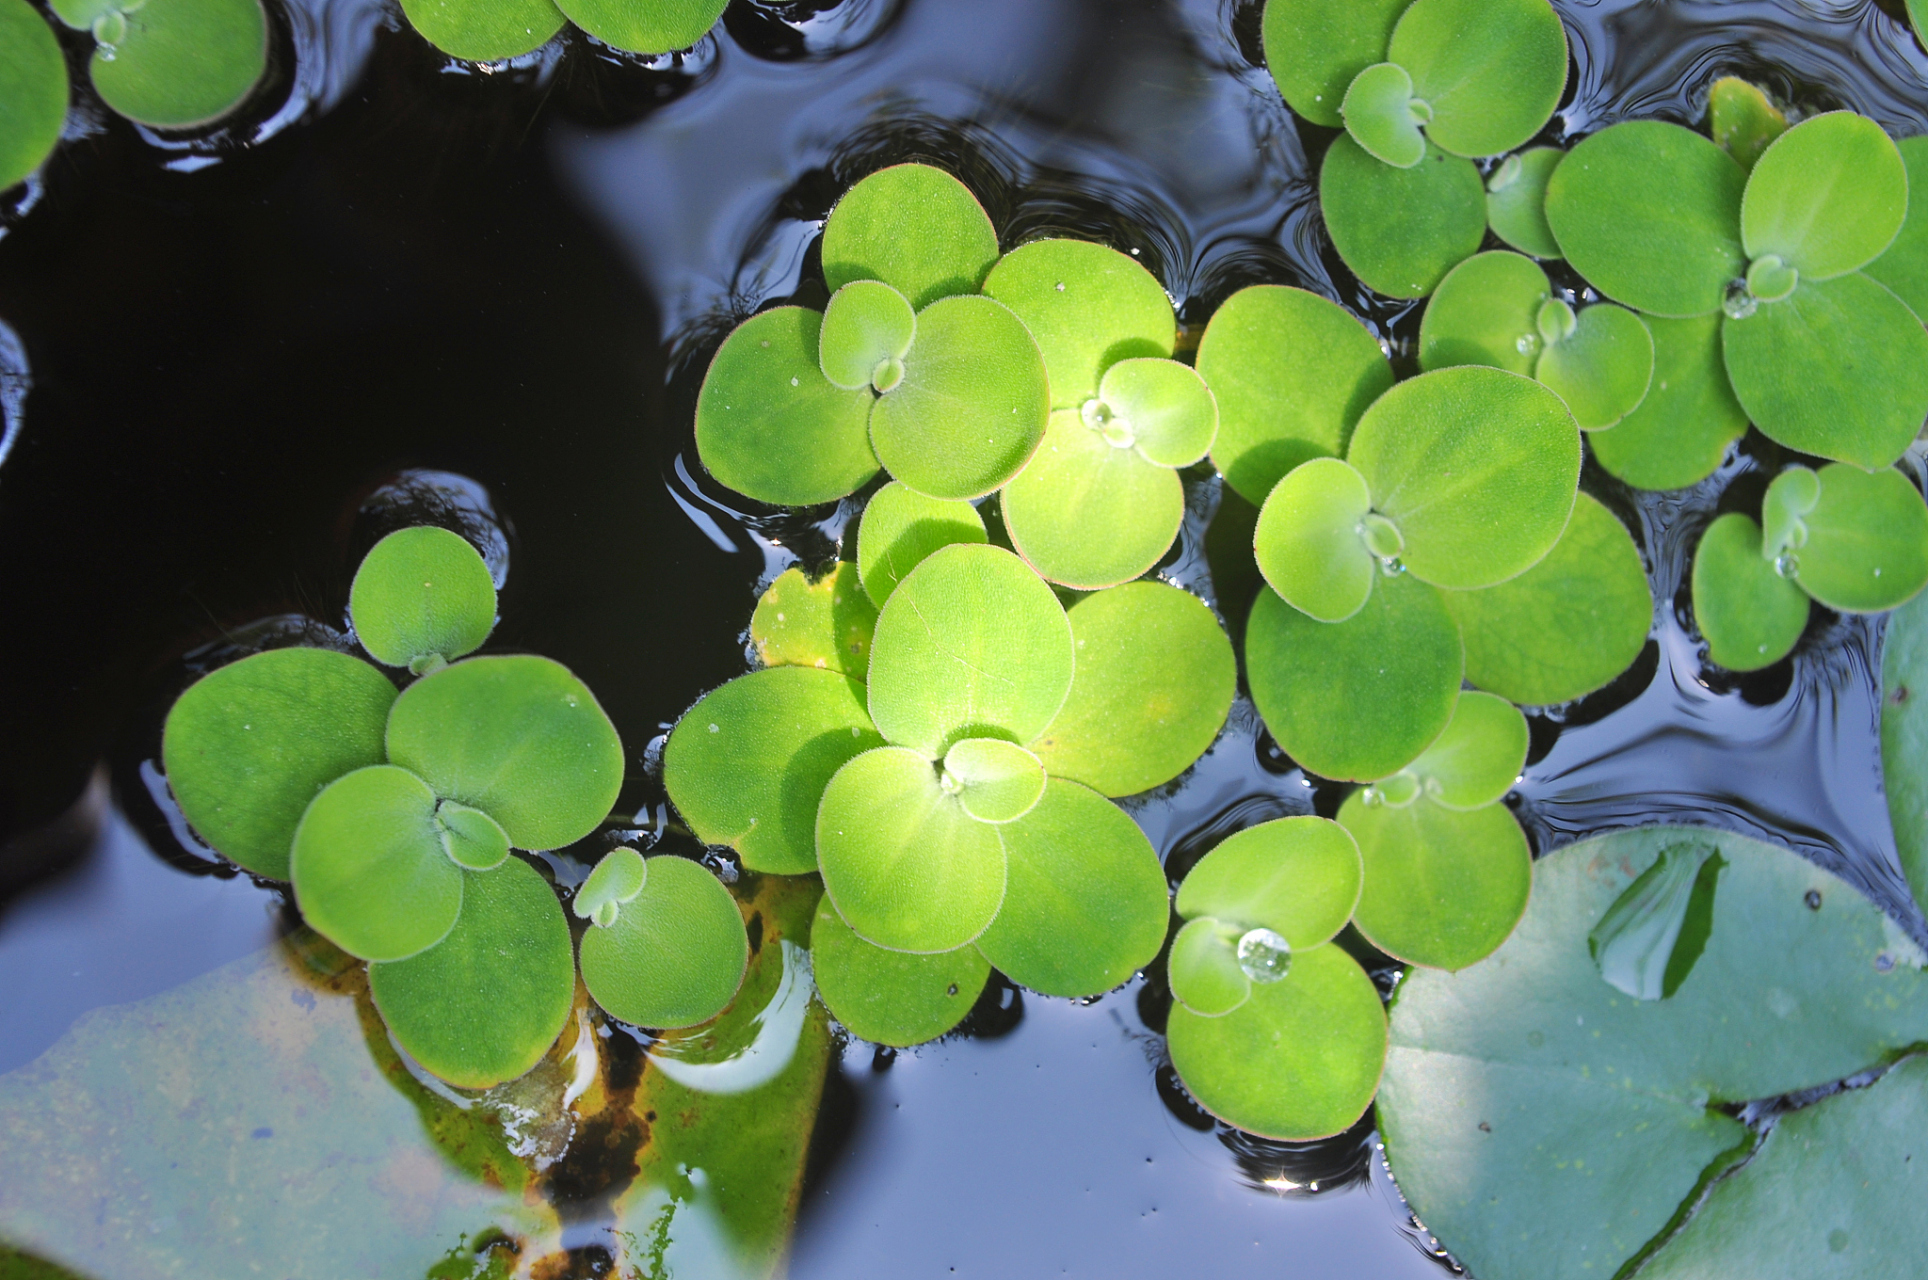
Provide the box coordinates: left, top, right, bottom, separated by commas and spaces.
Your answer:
396, 0, 728, 63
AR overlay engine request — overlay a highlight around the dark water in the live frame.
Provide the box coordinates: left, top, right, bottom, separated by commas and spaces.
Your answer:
4, 0, 1928, 1274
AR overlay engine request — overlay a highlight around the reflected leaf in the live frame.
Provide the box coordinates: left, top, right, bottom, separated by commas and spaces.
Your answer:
1588, 839, 1722, 1001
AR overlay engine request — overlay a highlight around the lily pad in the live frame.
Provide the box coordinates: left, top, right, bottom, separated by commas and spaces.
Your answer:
580, 855, 749, 1030
1252, 455, 1377, 623
1742, 112, 1906, 281
941, 736, 1046, 824
162, 646, 397, 880
349, 526, 497, 674
1342, 61, 1427, 169
853, 481, 987, 609
818, 280, 917, 392
1320, 135, 1487, 299
72, 0, 267, 129
1691, 512, 1810, 672
749, 562, 876, 679
1386, 0, 1568, 161
552, 0, 726, 55
1590, 313, 1748, 491
1260, 0, 1408, 128
1708, 76, 1787, 173
397, 0, 565, 60
980, 238, 1175, 406
1770, 463, 1928, 614
821, 164, 1000, 310
1863, 136, 1928, 318
573, 845, 648, 927
1175, 815, 1363, 950
1486, 147, 1564, 259
1000, 407, 1184, 589
385, 655, 624, 853
0, 0, 67, 191
809, 893, 988, 1046
1881, 586, 1928, 913
1401, 690, 1529, 810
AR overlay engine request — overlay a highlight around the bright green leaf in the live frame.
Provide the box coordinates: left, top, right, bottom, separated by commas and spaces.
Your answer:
80, 0, 266, 128
1404, 690, 1529, 810
1251, 455, 1377, 623
1486, 147, 1564, 259
853, 481, 987, 609
574, 845, 647, 925
580, 855, 749, 1030
1691, 512, 1809, 672
1000, 407, 1185, 589
1742, 111, 1907, 280
941, 736, 1046, 824
1342, 62, 1427, 169
1321, 135, 1487, 299
1590, 312, 1748, 490
435, 800, 510, 872
809, 893, 987, 1047
349, 526, 496, 673
980, 238, 1175, 407
1388, 0, 1568, 160
818, 280, 917, 392
1099, 357, 1217, 467
1778, 463, 1928, 613
821, 164, 1000, 310
1863, 135, 1928, 319
1168, 918, 1251, 1017
0, 0, 67, 191
396, 0, 564, 60
1708, 77, 1787, 173
1260, 0, 1407, 128
1175, 814, 1363, 948
749, 562, 876, 679
1417, 249, 1547, 375
552, 0, 724, 54
1535, 301, 1653, 430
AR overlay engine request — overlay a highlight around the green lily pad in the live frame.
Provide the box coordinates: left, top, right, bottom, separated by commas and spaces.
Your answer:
435, 800, 510, 871
1881, 586, 1928, 914
1320, 135, 1487, 299
818, 280, 917, 392
808, 893, 988, 1046
821, 164, 1000, 310
70, 0, 266, 129
1196, 283, 1394, 505
815, 746, 1007, 954
1486, 147, 1564, 259
1167, 941, 1387, 1141
1417, 249, 1547, 375
1387, 0, 1568, 160
1027, 580, 1235, 797
1543, 120, 1747, 317
1401, 690, 1529, 810
349, 526, 497, 674
1742, 112, 1906, 281
1693, 511, 1809, 671
1342, 61, 1427, 169
385, 655, 624, 853
289, 765, 465, 963
162, 646, 397, 880
573, 845, 647, 927
853, 481, 987, 609
1590, 313, 1748, 490
865, 542, 1074, 759
979, 238, 1175, 407
1708, 76, 1787, 173
694, 306, 878, 507
1260, 0, 1408, 128
397, 0, 564, 60
552, 0, 726, 54
0, 0, 67, 191
1339, 786, 1531, 970
663, 666, 883, 876
1442, 492, 1653, 705
941, 736, 1046, 824
1863, 136, 1928, 319
749, 562, 876, 679
369, 855, 576, 1090
1252, 455, 1377, 623
1097, 357, 1217, 467
1000, 408, 1184, 590
867, 294, 1050, 501
1770, 463, 1928, 614
1168, 917, 1254, 1017
1175, 815, 1363, 949
1534, 301, 1653, 430
1721, 270, 1928, 470
1246, 573, 1463, 782
580, 855, 749, 1030
974, 778, 1168, 997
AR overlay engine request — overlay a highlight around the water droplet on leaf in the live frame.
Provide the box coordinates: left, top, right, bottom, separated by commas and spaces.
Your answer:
1236, 928, 1292, 983
1722, 279, 1758, 320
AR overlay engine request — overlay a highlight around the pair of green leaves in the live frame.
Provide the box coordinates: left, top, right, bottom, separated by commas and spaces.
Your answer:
572, 847, 750, 1031
399, 0, 727, 62
51, 0, 266, 130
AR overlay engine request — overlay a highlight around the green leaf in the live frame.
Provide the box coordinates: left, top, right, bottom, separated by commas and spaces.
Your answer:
808, 893, 987, 1046
1341, 62, 1427, 169
1168, 917, 1253, 1017
999, 408, 1185, 589
1707, 77, 1787, 173
1027, 580, 1235, 797
663, 666, 883, 876
1387, 0, 1568, 160
1863, 136, 1928, 319
1587, 838, 1721, 1001
1535, 301, 1654, 430
817, 279, 917, 392
1417, 249, 1548, 376
868, 294, 1050, 501
980, 238, 1175, 407
434, 800, 510, 872
974, 778, 1168, 997
1340, 787, 1531, 970
1773, 463, 1928, 614
865, 543, 1074, 758
1246, 573, 1463, 782
1543, 120, 1747, 317
573, 845, 648, 926
1098, 357, 1217, 467
749, 562, 876, 679
162, 647, 397, 880
853, 480, 987, 609
1252, 455, 1377, 623
1320, 135, 1487, 299
1590, 312, 1748, 490
1486, 147, 1565, 259
551, 0, 725, 54
1196, 283, 1395, 505
694, 306, 878, 507
385, 655, 624, 853
821, 164, 1000, 310
1720, 270, 1928, 470
1402, 690, 1529, 810
370, 856, 576, 1090
1175, 815, 1363, 948
1691, 512, 1809, 671
396, 0, 564, 59
0, 0, 68, 191
77, 0, 266, 128
349, 526, 497, 673
580, 855, 749, 1030
1347, 365, 1581, 590
1167, 941, 1387, 1141
1884, 588, 1928, 917
941, 736, 1046, 824
289, 765, 464, 962
1259, 0, 1407, 128
1742, 111, 1907, 281
815, 745, 1007, 953
1442, 491, 1653, 705
1378, 826, 1928, 1280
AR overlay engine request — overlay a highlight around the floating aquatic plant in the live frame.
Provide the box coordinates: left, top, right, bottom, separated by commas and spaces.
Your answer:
0, 0, 67, 191
399, 0, 729, 61
50, 0, 268, 129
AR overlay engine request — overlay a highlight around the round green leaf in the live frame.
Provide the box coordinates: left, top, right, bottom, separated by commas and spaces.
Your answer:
435, 800, 509, 871
1099, 357, 1217, 467
1402, 690, 1529, 810
397, 0, 564, 60
0, 0, 67, 191
290, 766, 464, 963
1246, 574, 1463, 782
1721, 270, 1928, 471
1027, 580, 1235, 797
1486, 147, 1564, 259
1863, 136, 1928, 319
573, 845, 647, 926
865, 542, 1074, 758
868, 294, 1049, 500
580, 855, 749, 1030
1260, 0, 1407, 128
349, 526, 496, 673
1881, 586, 1928, 915
749, 562, 876, 679
1708, 76, 1788, 173
1342, 62, 1427, 169
854, 481, 987, 609
663, 666, 883, 876
1742, 112, 1907, 281
82, 0, 266, 128
1590, 313, 1748, 491
974, 778, 1168, 998
1340, 786, 1531, 970
1347, 365, 1581, 590
369, 855, 574, 1090
552, 0, 724, 54
1197, 284, 1395, 505
822, 164, 1000, 310
1175, 815, 1363, 947
1544, 121, 1748, 317
816, 746, 1007, 954
941, 737, 1046, 824
810, 893, 987, 1046
385, 655, 624, 853
1321, 135, 1487, 300
818, 280, 917, 392
1000, 407, 1185, 590
1388, 0, 1568, 160
1417, 249, 1548, 375
1442, 491, 1653, 705
1168, 917, 1252, 1017
162, 647, 397, 880
1692, 512, 1810, 672
695, 306, 878, 507
980, 239, 1175, 407
1252, 455, 1377, 623
1781, 463, 1928, 614
1168, 941, 1388, 1141
1535, 302, 1654, 430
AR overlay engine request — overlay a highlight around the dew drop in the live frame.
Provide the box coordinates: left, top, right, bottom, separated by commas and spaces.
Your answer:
939, 769, 963, 795
1805, 890, 1822, 910
1722, 279, 1758, 320
1775, 553, 1800, 578
946, 983, 959, 996
1236, 928, 1292, 983
1054, 282, 1066, 292
708, 723, 720, 733
1515, 332, 1542, 358
790, 377, 800, 387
